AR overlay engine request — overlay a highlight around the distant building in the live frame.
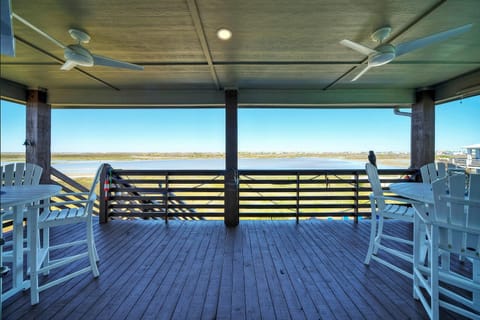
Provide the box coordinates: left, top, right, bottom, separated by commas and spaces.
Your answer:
464, 144, 480, 169
463, 143, 480, 172
450, 144, 480, 172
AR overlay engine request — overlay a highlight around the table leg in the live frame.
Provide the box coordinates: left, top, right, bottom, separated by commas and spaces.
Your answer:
1, 204, 27, 301
12, 204, 24, 291
29, 205, 40, 305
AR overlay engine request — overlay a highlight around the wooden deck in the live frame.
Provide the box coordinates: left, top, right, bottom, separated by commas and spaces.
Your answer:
2, 219, 470, 319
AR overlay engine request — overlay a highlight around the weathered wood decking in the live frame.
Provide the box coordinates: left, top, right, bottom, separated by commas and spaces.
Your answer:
2, 219, 470, 319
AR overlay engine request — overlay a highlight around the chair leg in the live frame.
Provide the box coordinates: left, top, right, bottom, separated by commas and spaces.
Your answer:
374, 216, 385, 255
365, 209, 377, 265
87, 221, 100, 277
29, 220, 40, 305
90, 226, 99, 263
42, 227, 50, 276
30, 269, 39, 305
430, 238, 440, 320
474, 260, 480, 307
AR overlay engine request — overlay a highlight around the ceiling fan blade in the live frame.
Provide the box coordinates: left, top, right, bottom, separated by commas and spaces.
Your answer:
395, 23, 473, 57
340, 39, 377, 56
351, 64, 372, 81
92, 54, 144, 70
1, 0, 15, 56
11, 12, 66, 49
60, 60, 77, 71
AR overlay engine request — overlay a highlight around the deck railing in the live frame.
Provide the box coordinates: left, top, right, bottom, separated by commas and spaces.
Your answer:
49, 166, 100, 215
1, 165, 418, 231
96, 165, 417, 223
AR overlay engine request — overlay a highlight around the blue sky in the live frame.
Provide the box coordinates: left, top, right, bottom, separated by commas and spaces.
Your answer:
1, 95, 479, 153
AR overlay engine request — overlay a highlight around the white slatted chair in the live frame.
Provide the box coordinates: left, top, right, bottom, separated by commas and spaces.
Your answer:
0, 223, 10, 320
364, 163, 417, 278
1, 163, 43, 262
413, 173, 480, 319
420, 162, 447, 184
29, 165, 102, 305
1, 163, 43, 187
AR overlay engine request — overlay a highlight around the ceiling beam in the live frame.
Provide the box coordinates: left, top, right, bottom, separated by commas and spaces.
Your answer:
434, 68, 480, 104
45, 88, 414, 109
0, 78, 28, 103
239, 89, 414, 108
187, 0, 221, 90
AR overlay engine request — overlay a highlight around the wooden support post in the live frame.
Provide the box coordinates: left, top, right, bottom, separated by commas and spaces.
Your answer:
225, 89, 239, 227
26, 89, 51, 183
410, 90, 435, 169
99, 164, 110, 223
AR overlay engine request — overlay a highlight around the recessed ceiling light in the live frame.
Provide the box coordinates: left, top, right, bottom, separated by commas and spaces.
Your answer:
217, 28, 232, 40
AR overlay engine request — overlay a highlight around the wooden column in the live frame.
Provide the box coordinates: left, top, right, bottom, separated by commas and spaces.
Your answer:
26, 89, 51, 183
224, 89, 239, 227
410, 89, 435, 169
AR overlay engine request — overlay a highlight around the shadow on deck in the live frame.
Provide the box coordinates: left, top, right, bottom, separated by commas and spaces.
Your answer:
2, 219, 470, 319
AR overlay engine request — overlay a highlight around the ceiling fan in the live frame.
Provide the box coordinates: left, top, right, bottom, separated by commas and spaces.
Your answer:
1, 1, 143, 71
340, 23, 473, 81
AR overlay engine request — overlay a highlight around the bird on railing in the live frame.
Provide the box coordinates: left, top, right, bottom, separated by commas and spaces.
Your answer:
368, 150, 377, 168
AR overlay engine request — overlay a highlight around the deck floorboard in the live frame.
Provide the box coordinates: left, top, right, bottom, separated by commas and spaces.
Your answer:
2, 218, 472, 319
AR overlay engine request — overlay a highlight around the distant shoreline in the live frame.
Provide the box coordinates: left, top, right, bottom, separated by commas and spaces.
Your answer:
1, 151, 410, 161
1, 151, 410, 169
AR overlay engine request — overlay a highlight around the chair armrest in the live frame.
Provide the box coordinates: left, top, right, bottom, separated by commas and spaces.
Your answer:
56, 192, 89, 197
30, 199, 92, 209
370, 193, 420, 205
51, 199, 94, 206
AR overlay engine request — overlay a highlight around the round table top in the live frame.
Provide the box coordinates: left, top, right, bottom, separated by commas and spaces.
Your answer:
0, 184, 62, 208
389, 182, 434, 204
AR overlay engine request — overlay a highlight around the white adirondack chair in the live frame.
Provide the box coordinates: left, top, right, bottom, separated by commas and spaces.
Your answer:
1, 163, 43, 262
364, 163, 417, 278
413, 173, 480, 319
420, 162, 447, 184
0, 227, 9, 320
1, 163, 43, 187
29, 165, 102, 305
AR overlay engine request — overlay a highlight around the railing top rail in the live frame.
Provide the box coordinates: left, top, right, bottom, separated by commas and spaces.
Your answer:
110, 168, 416, 175
241, 168, 416, 175
111, 169, 226, 175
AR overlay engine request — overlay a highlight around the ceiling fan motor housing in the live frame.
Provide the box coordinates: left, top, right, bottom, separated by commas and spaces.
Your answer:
369, 44, 396, 67
64, 44, 94, 67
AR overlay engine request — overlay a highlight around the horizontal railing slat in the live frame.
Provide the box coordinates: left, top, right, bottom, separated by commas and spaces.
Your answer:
94, 166, 417, 221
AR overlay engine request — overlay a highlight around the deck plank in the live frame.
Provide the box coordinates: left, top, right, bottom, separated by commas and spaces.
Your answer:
2, 219, 472, 320
254, 223, 292, 319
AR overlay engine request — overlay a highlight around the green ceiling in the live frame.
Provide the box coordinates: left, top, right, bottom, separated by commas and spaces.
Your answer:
1, 0, 479, 108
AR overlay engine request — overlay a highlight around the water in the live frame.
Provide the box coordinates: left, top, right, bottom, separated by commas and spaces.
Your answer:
50, 157, 400, 177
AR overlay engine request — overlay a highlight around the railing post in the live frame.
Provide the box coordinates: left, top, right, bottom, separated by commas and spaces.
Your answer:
296, 173, 300, 224
164, 173, 169, 224
354, 171, 359, 224
99, 163, 110, 224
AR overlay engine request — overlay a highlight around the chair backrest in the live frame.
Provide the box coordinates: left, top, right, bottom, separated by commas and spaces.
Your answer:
365, 163, 386, 208
85, 164, 104, 214
420, 162, 447, 184
432, 173, 480, 258
467, 174, 480, 252
1, 163, 43, 186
